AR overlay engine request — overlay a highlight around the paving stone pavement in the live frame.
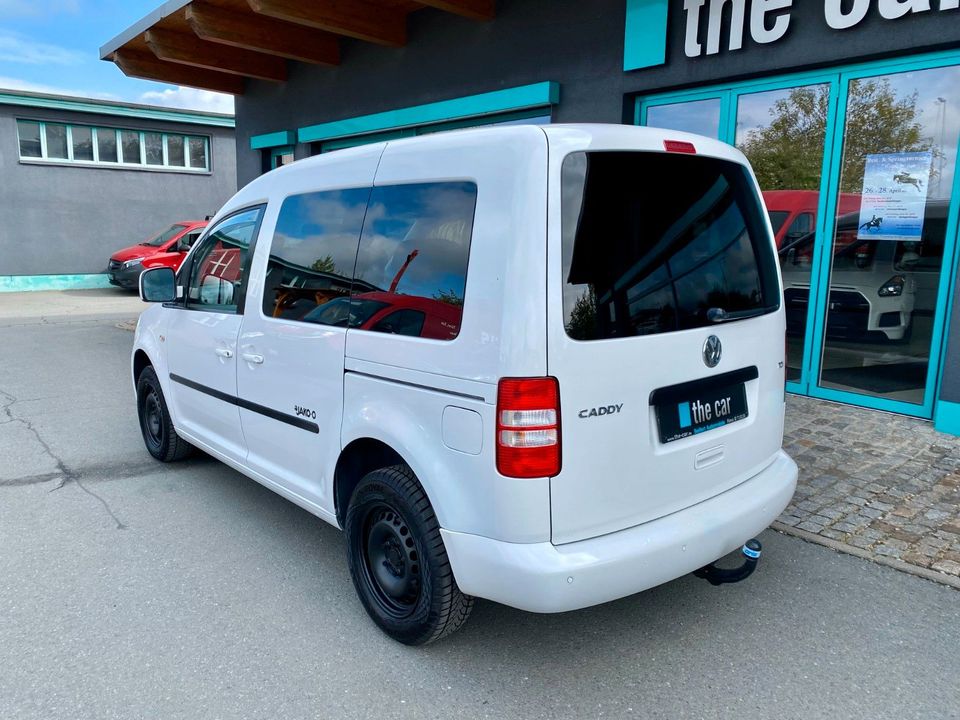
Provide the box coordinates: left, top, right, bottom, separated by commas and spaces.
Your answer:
780, 395, 960, 583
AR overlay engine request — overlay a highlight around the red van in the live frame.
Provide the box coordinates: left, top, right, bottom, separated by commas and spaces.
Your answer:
107, 221, 207, 289
763, 191, 860, 248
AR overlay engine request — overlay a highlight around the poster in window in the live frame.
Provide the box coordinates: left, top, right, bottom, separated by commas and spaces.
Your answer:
857, 151, 931, 241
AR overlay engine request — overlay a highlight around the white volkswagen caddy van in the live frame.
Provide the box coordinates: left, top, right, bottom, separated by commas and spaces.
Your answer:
133, 124, 798, 645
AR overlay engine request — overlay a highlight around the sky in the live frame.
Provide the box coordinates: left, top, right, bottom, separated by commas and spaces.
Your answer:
0, 0, 234, 113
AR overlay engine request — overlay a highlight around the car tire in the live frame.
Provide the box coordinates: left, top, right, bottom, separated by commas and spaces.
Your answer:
344, 465, 474, 645
136, 366, 193, 462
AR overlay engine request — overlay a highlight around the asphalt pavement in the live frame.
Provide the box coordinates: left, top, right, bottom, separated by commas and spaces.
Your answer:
0, 290, 958, 720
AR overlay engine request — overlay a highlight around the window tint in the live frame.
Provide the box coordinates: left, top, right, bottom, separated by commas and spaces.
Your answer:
189, 137, 207, 169
121, 130, 141, 164
167, 135, 185, 167
561, 152, 779, 341
262, 188, 370, 322
97, 129, 118, 163
145, 132, 164, 165
351, 182, 477, 341
72, 126, 94, 161
187, 208, 263, 313
372, 309, 426, 337
45, 124, 68, 159
17, 120, 41, 158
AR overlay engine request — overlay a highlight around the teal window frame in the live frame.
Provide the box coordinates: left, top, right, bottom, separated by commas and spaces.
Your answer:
16, 119, 210, 172
270, 145, 295, 169
636, 48, 960, 421
316, 108, 552, 153
298, 81, 559, 148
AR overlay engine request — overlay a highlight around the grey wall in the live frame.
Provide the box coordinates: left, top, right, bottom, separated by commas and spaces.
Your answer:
0, 105, 236, 276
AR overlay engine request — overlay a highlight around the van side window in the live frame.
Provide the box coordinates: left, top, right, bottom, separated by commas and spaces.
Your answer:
261, 188, 371, 322
351, 182, 477, 341
185, 207, 264, 314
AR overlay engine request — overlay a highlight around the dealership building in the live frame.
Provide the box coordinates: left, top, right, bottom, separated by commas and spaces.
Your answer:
101, 0, 960, 434
0, 90, 236, 290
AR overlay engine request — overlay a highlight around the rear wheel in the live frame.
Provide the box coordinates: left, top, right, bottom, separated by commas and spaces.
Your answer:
344, 465, 473, 645
136, 366, 193, 462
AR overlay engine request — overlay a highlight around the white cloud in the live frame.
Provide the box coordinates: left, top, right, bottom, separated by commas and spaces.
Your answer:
0, 0, 79, 19
138, 86, 235, 115
0, 74, 117, 100
0, 29, 87, 65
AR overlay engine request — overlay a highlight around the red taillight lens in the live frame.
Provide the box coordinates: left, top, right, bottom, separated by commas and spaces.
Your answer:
664, 139, 697, 154
496, 377, 561, 479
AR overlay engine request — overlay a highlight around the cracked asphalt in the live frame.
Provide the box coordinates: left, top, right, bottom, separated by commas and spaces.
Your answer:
0, 290, 958, 720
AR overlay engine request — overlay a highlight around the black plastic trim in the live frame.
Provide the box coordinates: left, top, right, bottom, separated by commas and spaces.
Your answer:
169, 373, 320, 434
648, 366, 760, 406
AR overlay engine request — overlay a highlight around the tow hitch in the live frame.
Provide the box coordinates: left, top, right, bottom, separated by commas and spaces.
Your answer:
693, 539, 762, 586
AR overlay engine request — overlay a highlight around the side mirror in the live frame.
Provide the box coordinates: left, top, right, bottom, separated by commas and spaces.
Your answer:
140, 267, 176, 303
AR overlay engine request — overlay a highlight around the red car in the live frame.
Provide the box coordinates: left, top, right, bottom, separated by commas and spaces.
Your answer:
107, 221, 207, 289
763, 190, 860, 248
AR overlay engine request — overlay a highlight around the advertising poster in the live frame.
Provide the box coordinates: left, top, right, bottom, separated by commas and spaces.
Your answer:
857, 151, 932, 241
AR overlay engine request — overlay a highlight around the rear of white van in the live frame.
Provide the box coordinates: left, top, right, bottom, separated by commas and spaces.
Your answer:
441, 125, 797, 612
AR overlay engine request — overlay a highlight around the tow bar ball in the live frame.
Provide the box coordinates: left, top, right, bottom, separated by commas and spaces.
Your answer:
693, 539, 763, 586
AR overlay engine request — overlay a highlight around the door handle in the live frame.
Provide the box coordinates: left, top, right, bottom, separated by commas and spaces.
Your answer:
241, 352, 264, 365
214, 347, 234, 359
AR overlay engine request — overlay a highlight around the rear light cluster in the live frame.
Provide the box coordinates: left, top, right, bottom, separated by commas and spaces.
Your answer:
496, 377, 561, 479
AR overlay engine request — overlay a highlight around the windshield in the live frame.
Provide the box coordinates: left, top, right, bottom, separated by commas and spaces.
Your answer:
561, 151, 780, 341
143, 224, 187, 248
768, 210, 790, 235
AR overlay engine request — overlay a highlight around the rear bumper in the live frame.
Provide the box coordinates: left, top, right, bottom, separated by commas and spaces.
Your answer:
441, 450, 797, 613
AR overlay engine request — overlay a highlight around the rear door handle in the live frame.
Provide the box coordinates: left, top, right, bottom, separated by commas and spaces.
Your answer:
241, 353, 264, 365
214, 347, 234, 359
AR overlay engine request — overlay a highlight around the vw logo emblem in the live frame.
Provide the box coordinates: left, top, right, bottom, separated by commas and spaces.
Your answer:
703, 335, 722, 368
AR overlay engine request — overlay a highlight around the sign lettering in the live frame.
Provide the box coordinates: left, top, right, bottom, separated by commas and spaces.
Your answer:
683, 0, 957, 58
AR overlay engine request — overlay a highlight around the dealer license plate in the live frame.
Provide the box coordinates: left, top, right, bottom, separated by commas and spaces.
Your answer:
656, 383, 748, 444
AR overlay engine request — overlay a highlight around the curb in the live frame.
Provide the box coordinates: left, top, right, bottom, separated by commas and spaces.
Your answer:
772, 521, 960, 591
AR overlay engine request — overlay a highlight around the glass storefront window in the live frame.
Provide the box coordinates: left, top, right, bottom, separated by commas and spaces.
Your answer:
736, 83, 832, 383
818, 65, 960, 406
645, 98, 722, 139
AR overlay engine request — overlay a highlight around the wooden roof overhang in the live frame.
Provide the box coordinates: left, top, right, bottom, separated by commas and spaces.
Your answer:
100, 0, 495, 95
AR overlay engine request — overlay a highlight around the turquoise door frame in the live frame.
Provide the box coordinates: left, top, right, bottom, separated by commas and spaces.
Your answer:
637, 49, 960, 420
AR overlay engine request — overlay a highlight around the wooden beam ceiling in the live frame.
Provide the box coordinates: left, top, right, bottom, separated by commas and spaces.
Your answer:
246, 0, 408, 47
105, 0, 499, 95
112, 49, 246, 95
415, 0, 494, 21
144, 27, 287, 82
185, 3, 340, 66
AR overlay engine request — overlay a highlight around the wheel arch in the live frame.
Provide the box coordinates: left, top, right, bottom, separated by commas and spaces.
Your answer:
133, 349, 152, 384
333, 438, 409, 527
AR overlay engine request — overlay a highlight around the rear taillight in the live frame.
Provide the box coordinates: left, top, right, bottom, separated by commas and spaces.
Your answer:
496, 377, 561, 478
664, 139, 697, 154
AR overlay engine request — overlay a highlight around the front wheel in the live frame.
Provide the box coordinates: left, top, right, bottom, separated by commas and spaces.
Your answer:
344, 465, 473, 645
136, 366, 193, 462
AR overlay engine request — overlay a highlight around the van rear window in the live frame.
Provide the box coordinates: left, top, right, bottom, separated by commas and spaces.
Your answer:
561, 151, 780, 341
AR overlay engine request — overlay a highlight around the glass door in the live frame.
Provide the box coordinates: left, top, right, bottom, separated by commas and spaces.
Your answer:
734, 82, 836, 387
637, 51, 960, 419
810, 64, 960, 414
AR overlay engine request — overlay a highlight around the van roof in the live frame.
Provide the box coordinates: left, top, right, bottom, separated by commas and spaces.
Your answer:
221, 123, 748, 222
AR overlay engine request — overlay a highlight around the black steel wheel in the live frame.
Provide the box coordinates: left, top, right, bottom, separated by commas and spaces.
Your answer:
136, 366, 193, 462
345, 465, 473, 645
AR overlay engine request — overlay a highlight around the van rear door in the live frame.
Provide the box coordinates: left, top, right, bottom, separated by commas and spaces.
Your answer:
546, 131, 787, 545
